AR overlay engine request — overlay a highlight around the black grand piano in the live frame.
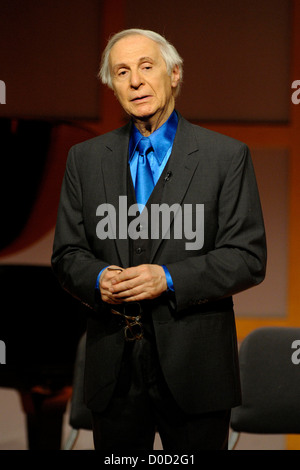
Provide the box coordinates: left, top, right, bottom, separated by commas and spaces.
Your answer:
0, 264, 88, 450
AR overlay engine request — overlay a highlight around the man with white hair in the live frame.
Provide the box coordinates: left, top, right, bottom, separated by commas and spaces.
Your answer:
52, 28, 266, 451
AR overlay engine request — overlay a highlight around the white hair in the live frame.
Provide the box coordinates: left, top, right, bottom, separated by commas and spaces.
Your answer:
98, 28, 183, 95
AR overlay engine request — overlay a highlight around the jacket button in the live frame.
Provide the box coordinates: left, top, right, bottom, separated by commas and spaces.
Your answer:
136, 247, 142, 254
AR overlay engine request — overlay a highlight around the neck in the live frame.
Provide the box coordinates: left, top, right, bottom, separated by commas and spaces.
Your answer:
133, 104, 175, 137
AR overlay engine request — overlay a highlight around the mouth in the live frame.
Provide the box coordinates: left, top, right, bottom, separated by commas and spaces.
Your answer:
130, 95, 151, 102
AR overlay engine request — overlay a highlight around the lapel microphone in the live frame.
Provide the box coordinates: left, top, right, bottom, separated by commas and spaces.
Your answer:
164, 171, 172, 182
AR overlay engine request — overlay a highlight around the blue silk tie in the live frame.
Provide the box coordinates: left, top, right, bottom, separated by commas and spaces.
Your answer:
135, 137, 154, 209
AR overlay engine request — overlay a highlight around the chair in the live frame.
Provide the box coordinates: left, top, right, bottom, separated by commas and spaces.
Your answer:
228, 326, 300, 450
63, 333, 93, 450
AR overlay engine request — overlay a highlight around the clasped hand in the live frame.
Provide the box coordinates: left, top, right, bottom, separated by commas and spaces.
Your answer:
99, 264, 168, 304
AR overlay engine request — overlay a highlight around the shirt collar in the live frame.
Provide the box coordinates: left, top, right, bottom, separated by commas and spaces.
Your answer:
129, 110, 178, 165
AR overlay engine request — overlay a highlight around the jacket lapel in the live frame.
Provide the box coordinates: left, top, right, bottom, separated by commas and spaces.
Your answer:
149, 116, 200, 262
101, 122, 131, 268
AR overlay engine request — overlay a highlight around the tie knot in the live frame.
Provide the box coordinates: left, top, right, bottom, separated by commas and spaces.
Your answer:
138, 137, 152, 157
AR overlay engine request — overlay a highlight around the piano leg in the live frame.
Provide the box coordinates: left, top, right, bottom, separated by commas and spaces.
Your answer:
19, 386, 72, 450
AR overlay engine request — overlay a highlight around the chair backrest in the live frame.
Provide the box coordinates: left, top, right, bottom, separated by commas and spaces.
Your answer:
231, 326, 300, 434
68, 332, 93, 431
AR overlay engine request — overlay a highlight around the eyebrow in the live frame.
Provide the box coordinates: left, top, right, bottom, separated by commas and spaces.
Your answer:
112, 56, 155, 72
138, 56, 155, 63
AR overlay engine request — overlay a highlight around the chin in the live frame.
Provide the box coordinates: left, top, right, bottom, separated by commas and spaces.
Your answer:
130, 102, 156, 116
132, 108, 158, 121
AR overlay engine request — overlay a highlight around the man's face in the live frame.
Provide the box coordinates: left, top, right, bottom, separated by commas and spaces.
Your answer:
109, 35, 180, 128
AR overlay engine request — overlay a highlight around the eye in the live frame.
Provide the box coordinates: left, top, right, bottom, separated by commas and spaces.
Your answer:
141, 63, 153, 71
117, 69, 128, 78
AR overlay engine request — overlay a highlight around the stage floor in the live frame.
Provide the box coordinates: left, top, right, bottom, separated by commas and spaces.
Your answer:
0, 387, 285, 450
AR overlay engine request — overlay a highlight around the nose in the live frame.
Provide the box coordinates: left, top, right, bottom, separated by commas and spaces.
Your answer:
130, 69, 143, 89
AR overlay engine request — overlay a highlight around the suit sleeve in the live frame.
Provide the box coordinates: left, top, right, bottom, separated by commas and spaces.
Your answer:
166, 144, 267, 312
51, 146, 108, 311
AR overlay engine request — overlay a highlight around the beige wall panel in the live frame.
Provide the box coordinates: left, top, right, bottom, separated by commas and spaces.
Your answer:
235, 147, 289, 317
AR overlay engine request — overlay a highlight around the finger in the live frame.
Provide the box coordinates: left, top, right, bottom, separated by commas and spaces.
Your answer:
111, 266, 142, 285
107, 267, 124, 273
120, 288, 161, 302
109, 276, 143, 294
121, 293, 148, 302
100, 265, 123, 286
100, 290, 123, 304
111, 285, 143, 298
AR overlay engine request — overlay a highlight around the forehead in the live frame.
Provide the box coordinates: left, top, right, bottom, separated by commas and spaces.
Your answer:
109, 35, 163, 66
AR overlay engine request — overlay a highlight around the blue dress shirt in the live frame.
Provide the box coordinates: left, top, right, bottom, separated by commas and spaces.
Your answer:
96, 110, 178, 292
128, 109, 178, 191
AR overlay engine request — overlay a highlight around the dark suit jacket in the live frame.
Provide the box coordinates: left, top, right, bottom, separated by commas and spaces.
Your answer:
52, 112, 267, 414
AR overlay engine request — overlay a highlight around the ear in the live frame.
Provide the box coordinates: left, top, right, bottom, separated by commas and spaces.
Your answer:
171, 64, 181, 89
171, 64, 181, 97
